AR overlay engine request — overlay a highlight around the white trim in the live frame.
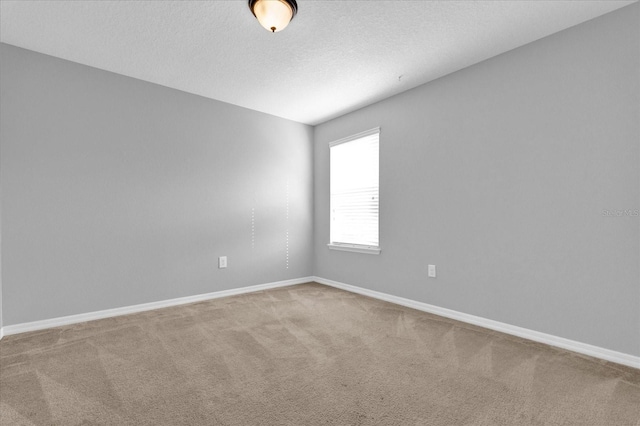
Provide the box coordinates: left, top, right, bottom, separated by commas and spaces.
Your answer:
2, 277, 314, 337
3, 275, 638, 370
327, 243, 380, 255
313, 276, 640, 370
328, 127, 380, 147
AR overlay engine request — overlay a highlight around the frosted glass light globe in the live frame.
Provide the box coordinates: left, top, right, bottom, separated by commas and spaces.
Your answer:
250, 0, 297, 33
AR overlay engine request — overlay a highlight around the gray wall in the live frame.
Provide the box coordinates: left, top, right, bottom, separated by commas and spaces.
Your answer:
1, 44, 314, 326
1, 5, 638, 358
314, 4, 639, 356
0, 189, 3, 332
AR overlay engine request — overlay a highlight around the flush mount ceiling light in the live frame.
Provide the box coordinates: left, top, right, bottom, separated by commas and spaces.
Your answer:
248, 0, 298, 33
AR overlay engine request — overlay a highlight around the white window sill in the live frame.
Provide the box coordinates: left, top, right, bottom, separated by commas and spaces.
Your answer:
327, 244, 381, 255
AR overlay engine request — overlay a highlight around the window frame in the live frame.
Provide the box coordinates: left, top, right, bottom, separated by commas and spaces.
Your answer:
327, 127, 381, 255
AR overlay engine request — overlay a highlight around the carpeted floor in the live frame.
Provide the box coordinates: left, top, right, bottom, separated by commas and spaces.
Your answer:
1, 282, 639, 425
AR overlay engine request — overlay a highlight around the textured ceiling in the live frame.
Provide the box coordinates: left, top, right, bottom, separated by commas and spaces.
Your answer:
1, 0, 635, 125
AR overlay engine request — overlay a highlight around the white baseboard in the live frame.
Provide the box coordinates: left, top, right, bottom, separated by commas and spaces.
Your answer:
1, 276, 314, 337
313, 276, 640, 370
3, 275, 638, 370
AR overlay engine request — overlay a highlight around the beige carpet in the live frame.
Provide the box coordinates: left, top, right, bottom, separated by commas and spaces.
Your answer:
1, 282, 639, 425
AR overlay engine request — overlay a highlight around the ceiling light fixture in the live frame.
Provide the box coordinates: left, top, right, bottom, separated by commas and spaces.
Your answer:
248, 0, 298, 33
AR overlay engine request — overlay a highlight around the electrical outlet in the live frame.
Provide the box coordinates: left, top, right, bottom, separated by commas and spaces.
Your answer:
428, 264, 436, 278
218, 256, 227, 269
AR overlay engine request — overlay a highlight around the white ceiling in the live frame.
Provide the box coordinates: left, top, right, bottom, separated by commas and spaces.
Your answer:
1, 0, 635, 125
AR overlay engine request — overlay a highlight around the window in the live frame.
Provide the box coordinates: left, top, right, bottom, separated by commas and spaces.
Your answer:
329, 127, 380, 254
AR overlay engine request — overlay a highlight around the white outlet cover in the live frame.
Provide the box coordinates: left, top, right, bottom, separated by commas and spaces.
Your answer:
218, 256, 227, 269
428, 265, 436, 278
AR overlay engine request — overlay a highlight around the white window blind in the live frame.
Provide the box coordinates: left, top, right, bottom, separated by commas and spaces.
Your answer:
329, 128, 379, 252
